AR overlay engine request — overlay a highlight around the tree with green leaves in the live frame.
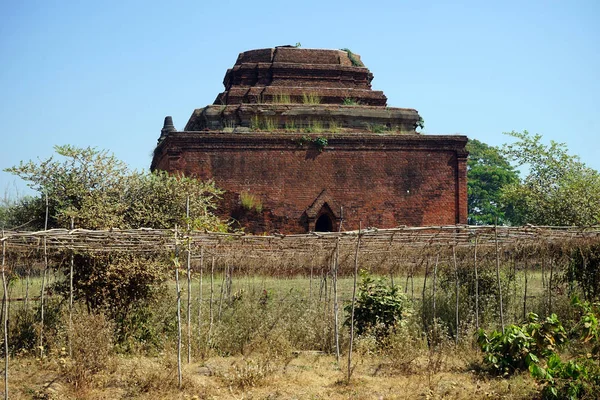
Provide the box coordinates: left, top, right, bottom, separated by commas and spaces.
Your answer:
501, 131, 600, 226
4, 144, 226, 231
4, 145, 227, 339
467, 139, 519, 225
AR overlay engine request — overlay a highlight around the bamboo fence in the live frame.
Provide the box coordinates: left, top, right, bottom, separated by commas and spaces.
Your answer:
1, 224, 600, 391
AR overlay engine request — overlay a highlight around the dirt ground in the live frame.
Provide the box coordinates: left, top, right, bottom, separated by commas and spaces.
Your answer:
5, 350, 540, 400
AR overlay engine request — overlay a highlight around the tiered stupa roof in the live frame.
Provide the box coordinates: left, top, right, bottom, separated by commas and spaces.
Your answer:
182, 47, 422, 134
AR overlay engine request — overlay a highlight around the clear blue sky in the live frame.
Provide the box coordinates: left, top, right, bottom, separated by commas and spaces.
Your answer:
1, 0, 598, 198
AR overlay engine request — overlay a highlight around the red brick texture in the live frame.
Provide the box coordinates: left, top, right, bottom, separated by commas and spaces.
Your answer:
151, 132, 469, 233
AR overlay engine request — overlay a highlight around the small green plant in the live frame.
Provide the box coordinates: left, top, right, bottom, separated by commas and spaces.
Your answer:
313, 137, 328, 152
272, 93, 292, 104
328, 120, 341, 133
571, 296, 600, 358
304, 120, 323, 134
240, 191, 263, 213
340, 48, 364, 67
344, 271, 407, 339
477, 313, 567, 374
251, 115, 261, 130
263, 117, 276, 132
416, 116, 425, 130
531, 354, 600, 400
284, 120, 297, 131
302, 93, 321, 105
369, 124, 387, 134
342, 98, 358, 106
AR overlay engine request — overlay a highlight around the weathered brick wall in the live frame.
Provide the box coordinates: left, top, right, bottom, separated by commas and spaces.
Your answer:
152, 132, 468, 233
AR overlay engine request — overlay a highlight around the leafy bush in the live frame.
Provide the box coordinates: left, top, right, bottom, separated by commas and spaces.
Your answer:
531, 354, 600, 400
565, 244, 600, 301
477, 313, 567, 374
345, 271, 408, 339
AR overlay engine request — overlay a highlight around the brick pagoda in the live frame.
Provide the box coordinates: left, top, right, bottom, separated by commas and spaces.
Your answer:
151, 47, 468, 233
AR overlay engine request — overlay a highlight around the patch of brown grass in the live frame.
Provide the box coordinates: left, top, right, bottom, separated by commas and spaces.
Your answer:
5, 346, 539, 399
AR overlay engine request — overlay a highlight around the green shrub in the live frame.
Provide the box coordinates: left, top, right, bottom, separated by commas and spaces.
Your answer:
531, 354, 600, 400
345, 271, 408, 339
477, 313, 567, 374
565, 244, 600, 301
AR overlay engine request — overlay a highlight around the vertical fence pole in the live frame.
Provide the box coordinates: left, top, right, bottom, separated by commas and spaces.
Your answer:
474, 236, 479, 330
432, 253, 439, 325
174, 227, 182, 389
347, 224, 362, 383
208, 254, 215, 344
39, 192, 49, 358
186, 197, 192, 364
495, 224, 505, 334
198, 246, 204, 345
453, 245, 459, 344
309, 258, 313, 300
333, 238, 340, 365
548, 258, 554, 315
523, 257, 528, 321
69, 217, 74, 358
2, 235, 8, 400
422, 256, 429, 328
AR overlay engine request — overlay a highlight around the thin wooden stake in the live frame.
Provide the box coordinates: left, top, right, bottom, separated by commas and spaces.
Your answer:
174, 227, 182, 389
474, 236, 479, 330
453, 245, 459, 344
347, 224, 362, 383
495, 224, 505, 334
432, 253, 439, 324
2, 236, 9, 400
208, 254, 215, 344
422, 256, 429, 328
548, 258, 554, 315
217, 262, 226, 321
523, 258, 528, 321
198, 246, 204, 345
309, 258, 313, 300
39, 192, 49, 358
69, 217, 74, 358
333, 238, 340, 365
186, 197, 192, 364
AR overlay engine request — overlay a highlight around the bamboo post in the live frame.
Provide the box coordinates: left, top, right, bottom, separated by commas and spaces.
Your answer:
453, 245, 459, 344
2, 235, 8, 400
208, 254, 215, 344
198, 246, 204, 344
69, 217, 74, 358
474, 236, 479, 330
333, 238, 340, 365
523, 258, 528, 321
174, 227, 182, 389
25, 264, 30, 311
186, 197, 192, 364
432, 253, 439, 324
309, 258, 313, 300
347, 224, 362, 383
548, 258, 554, 314
422, 256, 429, 328
39, 192, 49, 358
494, 224, 505, 334
217, 262, 226, 321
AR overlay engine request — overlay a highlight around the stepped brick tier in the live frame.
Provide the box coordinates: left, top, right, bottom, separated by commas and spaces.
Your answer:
152, 47, 468, 233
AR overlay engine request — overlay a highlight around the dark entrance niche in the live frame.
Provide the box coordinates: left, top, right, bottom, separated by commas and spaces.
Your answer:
315, 214, 333, 232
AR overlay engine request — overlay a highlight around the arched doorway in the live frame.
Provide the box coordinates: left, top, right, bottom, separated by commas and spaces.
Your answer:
315, 213, 333, 232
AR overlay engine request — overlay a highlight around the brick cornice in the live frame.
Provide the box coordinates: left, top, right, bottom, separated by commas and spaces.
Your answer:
152, 131, 468, 169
